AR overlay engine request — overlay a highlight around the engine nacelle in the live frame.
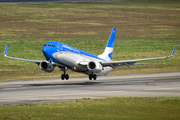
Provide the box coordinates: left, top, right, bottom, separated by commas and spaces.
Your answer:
39, 61, 54, 73
87, 61, 103, 73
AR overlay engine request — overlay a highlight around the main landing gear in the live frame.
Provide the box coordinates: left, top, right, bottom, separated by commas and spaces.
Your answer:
61, 74, 69, 80
89, 74, 97, 80
60, 67, 69, 80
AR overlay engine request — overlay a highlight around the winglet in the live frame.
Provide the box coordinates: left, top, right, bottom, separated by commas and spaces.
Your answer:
171, 44, 177, 56
4, 44, 7, 57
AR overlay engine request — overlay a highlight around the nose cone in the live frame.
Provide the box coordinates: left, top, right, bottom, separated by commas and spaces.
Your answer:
42, 46, 50, 58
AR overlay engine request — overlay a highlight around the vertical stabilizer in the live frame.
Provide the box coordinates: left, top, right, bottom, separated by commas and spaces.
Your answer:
98, 27, 116, 61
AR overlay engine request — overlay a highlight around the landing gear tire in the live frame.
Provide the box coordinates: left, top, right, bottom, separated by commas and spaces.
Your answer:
89, 74, 97, 80
61, 74, 69, 80
65, 74, 69, 80
89, 75, 93, 80
60, 67, 69, 80
61, 74, 65, 80
93, 74, 97, 80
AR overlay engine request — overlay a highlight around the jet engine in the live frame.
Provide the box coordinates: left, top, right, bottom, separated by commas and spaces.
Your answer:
39, 61, 54, 72
87, 61, 103, 73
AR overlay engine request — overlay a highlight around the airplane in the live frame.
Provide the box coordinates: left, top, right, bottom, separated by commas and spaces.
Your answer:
4, 27, 177, 80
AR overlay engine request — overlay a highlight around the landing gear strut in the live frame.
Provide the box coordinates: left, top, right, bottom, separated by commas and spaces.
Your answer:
60, 67, 69, 80
89, 74, 97, 80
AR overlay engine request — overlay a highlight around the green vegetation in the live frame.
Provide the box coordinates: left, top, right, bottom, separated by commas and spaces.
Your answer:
0, 0, 180, 81
0, 97, 180, 120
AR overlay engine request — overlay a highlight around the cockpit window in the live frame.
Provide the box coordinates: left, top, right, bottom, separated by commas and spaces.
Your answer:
44, 44, 55, 47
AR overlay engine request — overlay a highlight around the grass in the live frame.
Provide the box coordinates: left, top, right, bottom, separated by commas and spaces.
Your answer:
0, 97, 180, 120
0, 0, 180, 81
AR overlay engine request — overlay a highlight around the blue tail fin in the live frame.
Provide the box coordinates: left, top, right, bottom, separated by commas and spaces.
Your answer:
106, 27, 116, 48
98, 27, 116, 61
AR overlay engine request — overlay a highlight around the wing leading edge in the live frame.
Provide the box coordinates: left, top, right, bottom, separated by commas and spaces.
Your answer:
101, 44, 177, 68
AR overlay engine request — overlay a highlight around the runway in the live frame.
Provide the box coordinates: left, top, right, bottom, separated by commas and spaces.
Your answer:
0, 72, 180, 105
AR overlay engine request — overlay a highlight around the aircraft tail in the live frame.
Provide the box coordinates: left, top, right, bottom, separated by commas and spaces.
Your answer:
98, 27, 116, 61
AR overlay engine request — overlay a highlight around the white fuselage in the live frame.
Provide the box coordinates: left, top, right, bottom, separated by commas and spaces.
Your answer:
53, 51, 112, 75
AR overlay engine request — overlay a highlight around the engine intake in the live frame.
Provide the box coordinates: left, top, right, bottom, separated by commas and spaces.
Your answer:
87, 61, 103, 73
39, 61, 54, 72
88, 62, 96, 69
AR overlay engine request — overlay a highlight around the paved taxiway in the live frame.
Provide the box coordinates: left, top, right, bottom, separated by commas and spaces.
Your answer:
0, 72, 180, 105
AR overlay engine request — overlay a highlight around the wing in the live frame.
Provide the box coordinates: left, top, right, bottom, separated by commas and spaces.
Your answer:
100, 44, 177, 68
4, 45, 43, 64
4, 45, 65, 68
